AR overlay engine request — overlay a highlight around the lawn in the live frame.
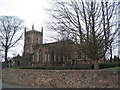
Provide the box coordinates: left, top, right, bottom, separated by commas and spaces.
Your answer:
101, 67, 120, 70
5, 66, 20, 69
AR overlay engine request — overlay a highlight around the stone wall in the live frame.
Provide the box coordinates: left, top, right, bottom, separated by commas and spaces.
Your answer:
2, 69, 119, 88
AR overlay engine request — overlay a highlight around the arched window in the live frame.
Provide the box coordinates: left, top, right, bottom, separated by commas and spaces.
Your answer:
45, 51, 49, 62
77, 51, 81, 60
68, 54, 71, 60
39, 49, 42, 63
37, 38, 40, 44
26, 48, 29, 53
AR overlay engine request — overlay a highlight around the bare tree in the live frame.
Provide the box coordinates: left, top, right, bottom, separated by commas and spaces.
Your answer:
102, 1, 119, 61
0, 16, 24, 64
118, 2, 120, 58
47, 0, 119, 69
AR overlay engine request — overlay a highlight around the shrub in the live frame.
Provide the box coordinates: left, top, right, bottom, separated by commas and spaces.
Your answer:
19, 64, 94, 70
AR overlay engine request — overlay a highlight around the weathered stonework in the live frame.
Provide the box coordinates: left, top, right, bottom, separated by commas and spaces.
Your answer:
2, 69, 119, 88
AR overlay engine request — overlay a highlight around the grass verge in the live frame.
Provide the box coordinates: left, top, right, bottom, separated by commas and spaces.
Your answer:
101, 67, 120, 70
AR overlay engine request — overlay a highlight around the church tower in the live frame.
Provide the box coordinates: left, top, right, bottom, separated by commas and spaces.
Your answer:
23, 25, 43, 55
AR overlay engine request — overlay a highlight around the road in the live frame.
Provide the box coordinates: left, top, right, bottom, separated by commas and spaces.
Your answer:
2, 81, 41, 88
2, 81, 72, 90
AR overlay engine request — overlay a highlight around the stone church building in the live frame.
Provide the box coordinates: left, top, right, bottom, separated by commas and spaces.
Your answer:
11, 25, 107, 67
18, 25, 89, 66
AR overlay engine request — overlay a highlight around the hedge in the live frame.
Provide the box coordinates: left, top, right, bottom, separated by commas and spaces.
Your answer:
9, 62, 120, 70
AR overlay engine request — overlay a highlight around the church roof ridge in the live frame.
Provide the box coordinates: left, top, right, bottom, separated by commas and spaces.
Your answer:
43, 39, 74, 46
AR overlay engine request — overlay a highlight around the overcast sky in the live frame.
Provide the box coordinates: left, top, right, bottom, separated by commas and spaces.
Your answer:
0, 0, 52, 58
0, 0, 51, 30
0, 0, 119, 59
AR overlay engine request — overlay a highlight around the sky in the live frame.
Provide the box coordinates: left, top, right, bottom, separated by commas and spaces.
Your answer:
0, 0, 53, 58
0, 0, 51, 29
0, 0, 119, 59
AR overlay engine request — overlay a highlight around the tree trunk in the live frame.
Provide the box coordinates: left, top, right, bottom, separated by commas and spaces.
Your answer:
5, 48, 8, 66
94, 60, 99, 70
110, 45, 112, 62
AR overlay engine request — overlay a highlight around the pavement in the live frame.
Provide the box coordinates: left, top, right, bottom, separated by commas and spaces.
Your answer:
2, 81, 41, 88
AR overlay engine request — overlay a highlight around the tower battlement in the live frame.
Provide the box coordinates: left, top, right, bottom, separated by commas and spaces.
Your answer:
23, 25, 43, 55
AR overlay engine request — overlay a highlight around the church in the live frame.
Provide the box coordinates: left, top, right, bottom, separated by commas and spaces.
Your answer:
13, 25, 102, 67
17, 25, 89, 66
